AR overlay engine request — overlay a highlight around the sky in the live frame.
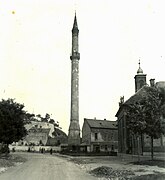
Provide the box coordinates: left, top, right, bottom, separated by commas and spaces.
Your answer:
0, 0, 164, 134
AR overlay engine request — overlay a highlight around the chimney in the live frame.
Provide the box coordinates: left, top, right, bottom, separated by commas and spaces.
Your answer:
150, 79, 155, 87
119, 96, 124, 107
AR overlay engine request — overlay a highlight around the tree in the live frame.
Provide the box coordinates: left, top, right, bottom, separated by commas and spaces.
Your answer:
44, 113, 50, 122
37, 113, 51, 122
49, 118, 61, 130
36, 113, 61, 128
36, 114, 42, 121
158, 86, 165, 119
0, 99, 27, 152
24, 113, 35, 123
49, 119, 55, 124
126, 86, 165, 160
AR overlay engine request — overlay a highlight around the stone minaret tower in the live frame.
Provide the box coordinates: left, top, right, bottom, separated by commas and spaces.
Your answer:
68, 13, 80, 147
134, 60, 147, 92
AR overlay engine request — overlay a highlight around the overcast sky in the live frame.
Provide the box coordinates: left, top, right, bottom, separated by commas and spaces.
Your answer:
0, 0, 164, 134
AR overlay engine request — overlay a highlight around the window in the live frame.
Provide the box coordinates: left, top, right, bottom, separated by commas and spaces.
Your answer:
111, 145, 114, 152
139, 80, 144, 88
57, 140, 61, 146
95, 133, 98, 140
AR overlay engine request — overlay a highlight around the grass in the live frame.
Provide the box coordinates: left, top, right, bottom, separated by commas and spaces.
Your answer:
70, 156, 165, 180
132, 159, 165, 168
0, 153, 27, 168
131, 173, 165, 180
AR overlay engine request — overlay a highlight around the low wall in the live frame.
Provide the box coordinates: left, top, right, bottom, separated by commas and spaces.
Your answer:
9, 145, 61, 152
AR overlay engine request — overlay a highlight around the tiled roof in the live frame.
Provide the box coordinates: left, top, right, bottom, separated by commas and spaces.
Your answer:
116, 85, 151, 117
124, 83, 165, 105
25, 121, 55, 137
116, 82, 165, 117
124, 85, 149, 105
53, 128, 67, 137
156, 81, 165, 89
85, 119, 117, 129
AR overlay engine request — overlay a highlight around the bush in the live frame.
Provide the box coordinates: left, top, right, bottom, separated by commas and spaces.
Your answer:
0, 144, 10, 154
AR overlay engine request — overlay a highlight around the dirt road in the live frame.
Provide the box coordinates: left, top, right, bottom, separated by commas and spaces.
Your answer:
0, 153, 97, 180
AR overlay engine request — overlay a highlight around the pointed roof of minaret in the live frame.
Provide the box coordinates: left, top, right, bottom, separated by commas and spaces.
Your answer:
73, 12, 78, 28
72, 12, 79, 33
137, 59, 143, 74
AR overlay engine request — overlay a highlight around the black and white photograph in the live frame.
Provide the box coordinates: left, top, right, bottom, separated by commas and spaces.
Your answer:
0, 0, 164, 179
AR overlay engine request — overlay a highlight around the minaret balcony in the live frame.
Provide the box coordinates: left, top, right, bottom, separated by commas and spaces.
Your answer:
72, 28, 79, 34
70, 52, 80, 60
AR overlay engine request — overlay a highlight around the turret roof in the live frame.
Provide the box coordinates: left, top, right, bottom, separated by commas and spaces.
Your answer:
137, 60, 144, 74
72, 13, 79, 33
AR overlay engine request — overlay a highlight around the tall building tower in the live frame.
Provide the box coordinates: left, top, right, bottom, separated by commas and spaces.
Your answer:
134, 60, 147, 92
68, 13, 80, 147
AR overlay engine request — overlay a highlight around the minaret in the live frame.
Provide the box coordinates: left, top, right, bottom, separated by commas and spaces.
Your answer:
134, 60, 147, 92
68, 13, 80, 147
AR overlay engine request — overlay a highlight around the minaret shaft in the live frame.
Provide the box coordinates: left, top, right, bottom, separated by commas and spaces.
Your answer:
68, 14, 80, 146
71, 60, 79, 121
72, 35, 79, 53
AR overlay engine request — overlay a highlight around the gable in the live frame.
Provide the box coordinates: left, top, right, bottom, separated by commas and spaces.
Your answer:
116, 85, 151, 117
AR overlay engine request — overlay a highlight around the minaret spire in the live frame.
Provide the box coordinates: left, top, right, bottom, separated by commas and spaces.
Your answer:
72, 12, 79, 34
68, 13, 80, 148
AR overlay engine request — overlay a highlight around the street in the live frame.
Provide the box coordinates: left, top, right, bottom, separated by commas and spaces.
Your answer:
0, 153, 97, 180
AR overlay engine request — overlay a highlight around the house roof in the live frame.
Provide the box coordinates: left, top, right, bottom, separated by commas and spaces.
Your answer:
84, 119, 117, 129
115, 82, 165, 117
25, 121, 55, 137
124, 85, 150, 105
124, 82, 165, 106
115, 85, 151, 117
53, 128, 68, 137
156, 81, 165, 89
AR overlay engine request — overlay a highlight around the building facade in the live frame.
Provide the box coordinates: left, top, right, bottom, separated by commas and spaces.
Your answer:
116, 63, 165, 154
82, 118, 118, 153
16, 121, 67, 146
24, 127, 50, 146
